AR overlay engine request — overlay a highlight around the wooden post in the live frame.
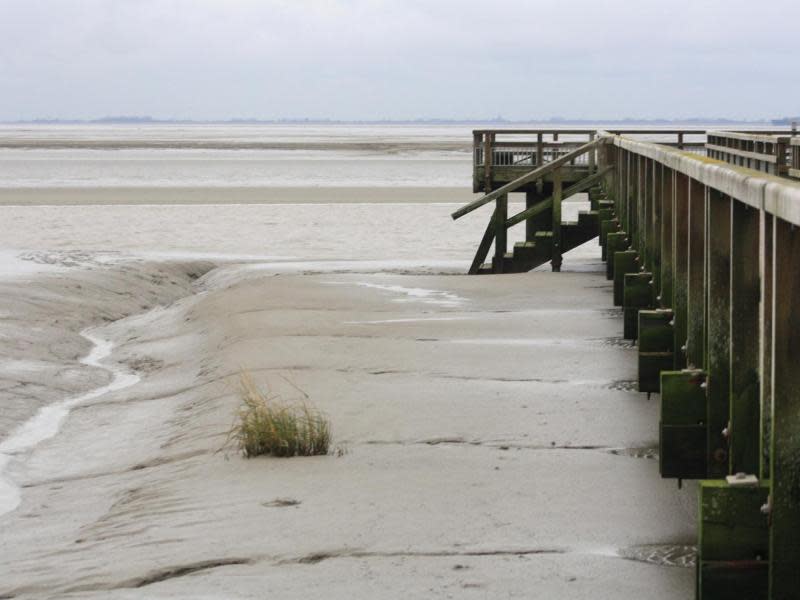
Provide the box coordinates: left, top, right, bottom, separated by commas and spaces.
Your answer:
729, 202, 760, 476
660, 168, 675, 309
536, 133, 544, 168
673, 173, 690, 369
634, 155, 642, 252
687, 179, 706, 369
483, 133, 493, 193
588, 131, 596, 172
769, 216, 800, 598
493, 194, 507, 273
641, 156, 650, 268
616, 146, 623, 215
626, 152, 633, 234
551, 169, 563, 272
759, 210, 773, 480
775, 137, 788, 177
652, 161, 662, 292
678, 132, 685, 150
706, 189, 731, 478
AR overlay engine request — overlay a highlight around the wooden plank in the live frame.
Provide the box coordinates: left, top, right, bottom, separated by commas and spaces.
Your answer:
709, 130, 789, 144
729, 202, 760, 476
492, 141, 583, 149
472, 128, 597, 135
493, 194, 508, 273
652, 162, 662, 294
759, 211, 773, 480
705, 143, 778, 165
468, 209, 497, 275
483, 133, 493, 193
687, 179, 706, 369
505, 167, 611, 228
673, 172, 689, 369
659, 167, 674, 308
706, 189, 731, 478
769, 216, 800, 597
452, 137, 606, 220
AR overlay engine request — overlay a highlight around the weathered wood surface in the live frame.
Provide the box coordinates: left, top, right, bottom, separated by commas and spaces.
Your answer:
453, 137, 606, 220
505, 167, 611, 228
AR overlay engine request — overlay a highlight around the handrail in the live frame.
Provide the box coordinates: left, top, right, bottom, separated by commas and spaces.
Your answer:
504, 167, 612, 228
612, 134, 800, 227
453, 137, 607, 220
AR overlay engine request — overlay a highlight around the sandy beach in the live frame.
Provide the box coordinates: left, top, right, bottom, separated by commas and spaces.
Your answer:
0, 125, 696, 599
0, 248, 696, 599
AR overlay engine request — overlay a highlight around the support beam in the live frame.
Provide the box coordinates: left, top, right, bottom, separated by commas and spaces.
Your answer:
660, 369, 708, 479
729, 202, 760, 476
551, 170, 563, 272
706, 190, 731, 478
698, 480, 770, 599
758, 210, 773, 481
613, 250, 638, 306
606, 232, 629, 281
468, 209, 497, 275
769, 217, 800, 598
673, 173, 690, 369
637, 309, 674, 393
660, 167, 675, 308
493, 194, 508, 273
687, 179, 706, 369
652, 162, 663, 293
623, 272, 653, 339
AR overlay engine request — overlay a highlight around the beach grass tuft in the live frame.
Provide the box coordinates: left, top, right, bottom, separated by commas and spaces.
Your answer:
230, 372, 331, 458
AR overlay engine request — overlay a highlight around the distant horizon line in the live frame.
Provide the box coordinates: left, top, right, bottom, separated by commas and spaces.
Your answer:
4, 115, 799, 126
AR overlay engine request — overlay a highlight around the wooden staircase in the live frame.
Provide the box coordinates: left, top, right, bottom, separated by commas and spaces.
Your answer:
452, 135, 613, 275
479, 208, 601, 274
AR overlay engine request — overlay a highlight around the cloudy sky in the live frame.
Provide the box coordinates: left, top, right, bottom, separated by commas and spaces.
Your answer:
0, 0, 797, 121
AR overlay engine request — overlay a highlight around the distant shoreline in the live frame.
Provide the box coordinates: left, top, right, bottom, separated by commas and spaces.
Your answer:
1, 118, 781, 126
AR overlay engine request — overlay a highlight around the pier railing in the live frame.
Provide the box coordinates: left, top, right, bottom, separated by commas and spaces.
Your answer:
472, 129, 709, 192
706, 130, 792, 177
600, 131, 800, 598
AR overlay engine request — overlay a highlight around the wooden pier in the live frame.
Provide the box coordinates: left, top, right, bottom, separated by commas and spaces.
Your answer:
453, 128, 800, 599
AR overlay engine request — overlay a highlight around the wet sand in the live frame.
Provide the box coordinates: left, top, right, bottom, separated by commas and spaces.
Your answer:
0, 248, 696, 598
0, 186, 473, 206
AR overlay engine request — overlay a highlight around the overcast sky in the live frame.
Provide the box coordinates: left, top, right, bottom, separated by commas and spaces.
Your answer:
0, 0, 798, 121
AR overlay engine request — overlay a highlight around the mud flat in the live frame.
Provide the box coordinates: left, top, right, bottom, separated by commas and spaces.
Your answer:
0, 248, 696, 599
0, 186, 473, 207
